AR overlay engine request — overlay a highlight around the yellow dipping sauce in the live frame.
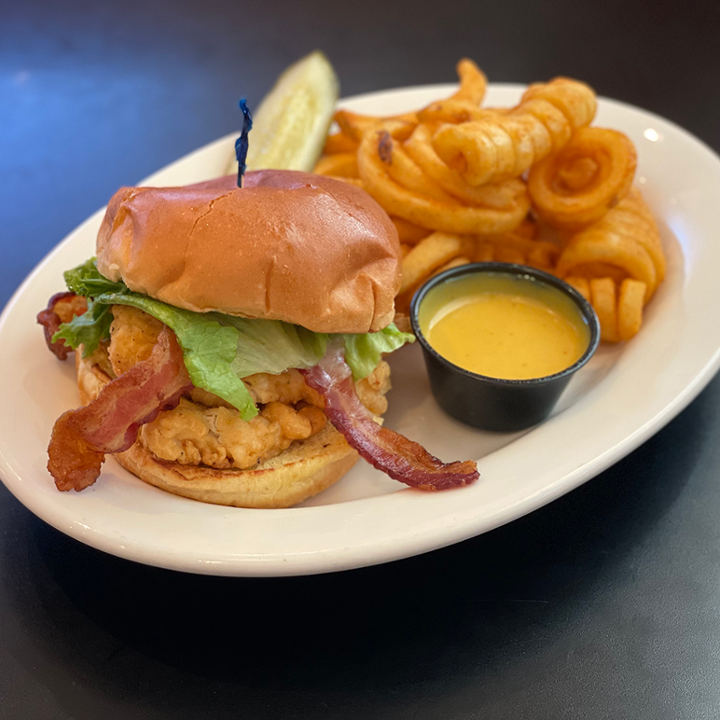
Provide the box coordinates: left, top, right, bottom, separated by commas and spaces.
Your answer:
418, 272, 591, 380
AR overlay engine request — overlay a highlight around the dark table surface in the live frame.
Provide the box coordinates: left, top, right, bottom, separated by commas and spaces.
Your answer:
3, 1, 720, 718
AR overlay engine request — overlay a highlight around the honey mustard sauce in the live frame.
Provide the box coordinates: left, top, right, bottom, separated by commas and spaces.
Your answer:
418, 273, 591, 380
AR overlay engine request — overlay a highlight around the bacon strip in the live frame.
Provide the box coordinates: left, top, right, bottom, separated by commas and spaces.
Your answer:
37, 292, 88, 359
48, 327, 192, 491
301, 343, 479, 490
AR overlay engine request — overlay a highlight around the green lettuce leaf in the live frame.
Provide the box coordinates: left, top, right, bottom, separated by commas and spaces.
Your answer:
54, 259, 414, 420
342, 325, 412, 382
64, 257, 126, 297
221, 317, 328, 377
53, 299, 114, 357
81, 291, 264, 419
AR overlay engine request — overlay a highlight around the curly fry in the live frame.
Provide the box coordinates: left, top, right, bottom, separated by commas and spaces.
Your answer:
522, 77, 597, 133
528, 128, 637, 230
434, 255, 472, 275
564, 276, 591, 302
327, 57, 487, 146
513, 216, 540, 240
357, 127, 530, 235
322, 130, 359, 155
431, 77, 597, 186
313, 152, 359, 178
334, 109, 418, 142
556, 187, 665, 301
395, 233, 470, 313
617, 278, 646, 341
391, 217, 432, 244
399, 232, 466, 295
404, 123, 519, 207
323, 175, 365, 188
566, 275, 646, 343
380, 129, 461, 205
417, 100, 489, 126
590, 277, 619, 342
496, 246, 527, 264
474, 241, 495, 262
447, 58, 488, 105
474, 230, 560, 271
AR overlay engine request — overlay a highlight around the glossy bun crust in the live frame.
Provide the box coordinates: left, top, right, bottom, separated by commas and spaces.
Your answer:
76, 354, 359, 509
96, 171, 401, 334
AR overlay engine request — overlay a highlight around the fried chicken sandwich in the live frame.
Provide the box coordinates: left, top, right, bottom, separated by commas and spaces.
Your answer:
39, 170, 478, 507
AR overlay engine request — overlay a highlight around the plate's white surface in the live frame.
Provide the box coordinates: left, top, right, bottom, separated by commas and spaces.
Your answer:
1, 84, 719, 576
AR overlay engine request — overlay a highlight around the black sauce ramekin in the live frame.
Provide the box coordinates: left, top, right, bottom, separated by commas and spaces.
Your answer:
409, 263, 601, 432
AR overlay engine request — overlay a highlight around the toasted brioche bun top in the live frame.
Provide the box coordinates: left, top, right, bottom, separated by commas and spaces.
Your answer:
96, 170, 401, 333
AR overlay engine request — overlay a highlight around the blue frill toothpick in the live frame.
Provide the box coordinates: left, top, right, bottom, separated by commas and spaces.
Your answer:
234, 98, 253, 187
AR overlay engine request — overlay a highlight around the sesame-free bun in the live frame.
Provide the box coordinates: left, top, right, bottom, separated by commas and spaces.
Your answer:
96, 170, 401, 334
76, 354, 358, 508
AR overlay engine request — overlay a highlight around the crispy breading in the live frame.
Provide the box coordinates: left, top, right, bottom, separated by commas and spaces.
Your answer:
356, 360, 391, 415
108, 305, 163, 377
106, 307, 392, 470
243, 368, 324, 406
139, 398, 326, 470
84, 341, 115, 379
140, 366, 390, 470
262, 401, 325, 440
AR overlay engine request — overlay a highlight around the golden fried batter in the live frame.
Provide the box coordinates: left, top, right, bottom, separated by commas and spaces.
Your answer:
108, 305, 163, 377
140, 365, 390, 470
54, 295, 89, 324
243, 368, 323, 406
139, 398, 327, 470
105, 307, 392, 470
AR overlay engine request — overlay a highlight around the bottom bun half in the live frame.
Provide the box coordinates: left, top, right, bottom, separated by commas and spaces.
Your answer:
77, 355, 358, 509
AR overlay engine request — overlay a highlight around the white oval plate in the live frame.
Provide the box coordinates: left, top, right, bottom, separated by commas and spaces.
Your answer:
1, 85, 719, 576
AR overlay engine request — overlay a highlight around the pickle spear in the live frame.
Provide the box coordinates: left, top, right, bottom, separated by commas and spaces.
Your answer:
226, 51, 339, 174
